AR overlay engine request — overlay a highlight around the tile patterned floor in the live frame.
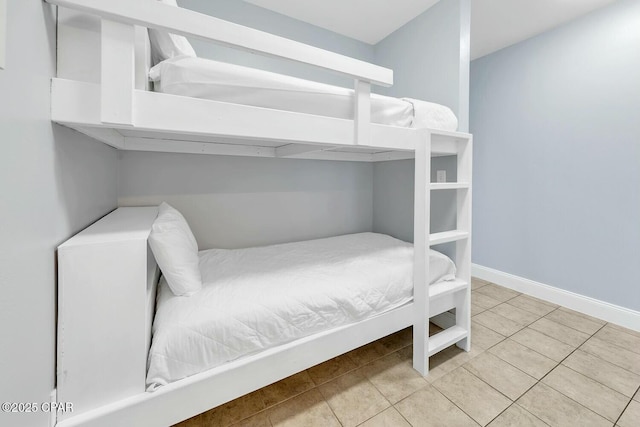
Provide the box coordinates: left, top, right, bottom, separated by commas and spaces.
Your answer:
174, 278, 640, 427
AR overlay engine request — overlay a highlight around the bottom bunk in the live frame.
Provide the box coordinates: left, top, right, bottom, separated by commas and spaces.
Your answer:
148, 231, 456, 390
56, 206, 470, 427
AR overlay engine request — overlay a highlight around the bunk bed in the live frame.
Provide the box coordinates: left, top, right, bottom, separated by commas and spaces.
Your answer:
50, 1, 473, 426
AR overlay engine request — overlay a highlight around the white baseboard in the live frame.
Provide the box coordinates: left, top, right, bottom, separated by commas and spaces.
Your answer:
472, 264, 640, 332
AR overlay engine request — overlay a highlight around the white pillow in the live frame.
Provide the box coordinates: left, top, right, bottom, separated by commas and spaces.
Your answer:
148, 0, 197, 65
149, 202, 202, 296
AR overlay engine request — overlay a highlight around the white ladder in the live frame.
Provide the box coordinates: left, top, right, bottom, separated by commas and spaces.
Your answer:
413, 131, 472, 376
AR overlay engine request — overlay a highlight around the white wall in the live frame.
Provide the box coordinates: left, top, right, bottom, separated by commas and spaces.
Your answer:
0, 2, 118, 427
118, 152, 373, 249
470, 0, 640, 310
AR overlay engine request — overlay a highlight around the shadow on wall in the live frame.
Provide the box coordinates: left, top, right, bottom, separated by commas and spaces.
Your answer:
117, 151, 375, 249
52, 124, 118, 243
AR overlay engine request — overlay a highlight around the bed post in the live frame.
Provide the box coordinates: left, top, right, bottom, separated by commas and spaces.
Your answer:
101, 19, 135, 125
354, 79, 371, 145
413, 131, 431, 375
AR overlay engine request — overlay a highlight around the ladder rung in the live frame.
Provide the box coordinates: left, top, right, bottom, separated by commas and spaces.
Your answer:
429, 230, 469, 245
429, 279, 468, 299
428, 326, 468, 356
430, 182, 470, 190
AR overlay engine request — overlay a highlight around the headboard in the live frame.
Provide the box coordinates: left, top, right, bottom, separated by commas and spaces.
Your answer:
57, 8, 152, 90
57, 207, 159, 421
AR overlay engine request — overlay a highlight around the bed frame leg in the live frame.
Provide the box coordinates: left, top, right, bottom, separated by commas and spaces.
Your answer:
413, 133, 431, 376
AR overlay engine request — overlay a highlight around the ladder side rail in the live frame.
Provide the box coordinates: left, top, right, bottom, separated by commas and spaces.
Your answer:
413, 130, 432, 376
455, 137, 473, 351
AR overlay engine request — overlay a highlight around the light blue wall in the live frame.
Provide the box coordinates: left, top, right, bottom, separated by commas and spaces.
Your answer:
470, 0, 640, 310
374, 0, 470, 131
180, 0, 374, 87
372, 0, 470, 246
372, 157, 458, 243
118, 152, 373, 250
0, 2, 118, 426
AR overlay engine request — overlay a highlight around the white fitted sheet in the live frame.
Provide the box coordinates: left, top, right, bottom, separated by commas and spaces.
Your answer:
147, 232, 456, 389
149, 56, 458, 131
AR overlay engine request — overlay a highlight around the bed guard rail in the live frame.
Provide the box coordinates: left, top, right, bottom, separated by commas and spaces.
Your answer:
46, 0, 394, 144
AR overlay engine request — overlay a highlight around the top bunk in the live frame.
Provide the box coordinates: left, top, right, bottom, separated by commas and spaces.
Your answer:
48, 0, 472, 162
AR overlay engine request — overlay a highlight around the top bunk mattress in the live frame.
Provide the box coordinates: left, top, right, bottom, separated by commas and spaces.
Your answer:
149, 56, 459, 131
147, 232, 456, 389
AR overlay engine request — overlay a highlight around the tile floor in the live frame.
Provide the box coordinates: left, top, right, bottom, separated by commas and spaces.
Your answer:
174, 278, 640, 427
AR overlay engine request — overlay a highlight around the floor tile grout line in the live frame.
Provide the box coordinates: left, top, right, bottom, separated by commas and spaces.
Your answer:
429, 376, 485, 426
310, 339, 413, 388
487, 300, 543, 324
459, 364, 519, 404
477, 306, 554, 357
507, 329, 579, 362
473, 310, 533, 337
474, 330, 558, 404
390, 402, 417, 427
484, 402, 552, 427
578, 333, 640, 374
556, 306, 609, 326
612, 384, 640, 426
483, 320, 608, 416
478, 291, 556, 330
538, 306, 607, 336
502, 299, 557, 318
230, 337, 411, 427
509, 332, 579, 364
606, 323, 640, 339
232, 376, 321, 425
524, 316, 592, 348
560, 359, 640, 400
515, 402, 553, 427
523, 322, 628, 423
614, 396, 634, 426
483, 282, 615, 346
530, 321, 604, 387
353, 401, 397, 427
540, 377, 624, 424
321, 387, 346, 427
590, 327, 640, 357
474, 283, 521, 300
317, 342, 411, 426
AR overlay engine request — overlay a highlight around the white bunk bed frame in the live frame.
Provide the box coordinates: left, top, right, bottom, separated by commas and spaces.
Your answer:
49, 1, 473, 426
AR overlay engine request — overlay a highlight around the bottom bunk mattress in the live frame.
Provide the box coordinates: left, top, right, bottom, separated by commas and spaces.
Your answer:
147, 232, 456, 389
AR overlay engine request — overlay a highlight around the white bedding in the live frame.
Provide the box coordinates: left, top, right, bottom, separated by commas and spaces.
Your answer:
149, 56, 459, 131
147, 232, 456, 389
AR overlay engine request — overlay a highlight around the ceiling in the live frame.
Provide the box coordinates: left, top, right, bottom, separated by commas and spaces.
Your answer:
470, 0, 617, 59
243, 0, 618, 59
244, 0, 440, 45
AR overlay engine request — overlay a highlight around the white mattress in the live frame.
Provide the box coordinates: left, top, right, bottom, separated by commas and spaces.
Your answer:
147, 232, 456, 389
149, 56, 459, 131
